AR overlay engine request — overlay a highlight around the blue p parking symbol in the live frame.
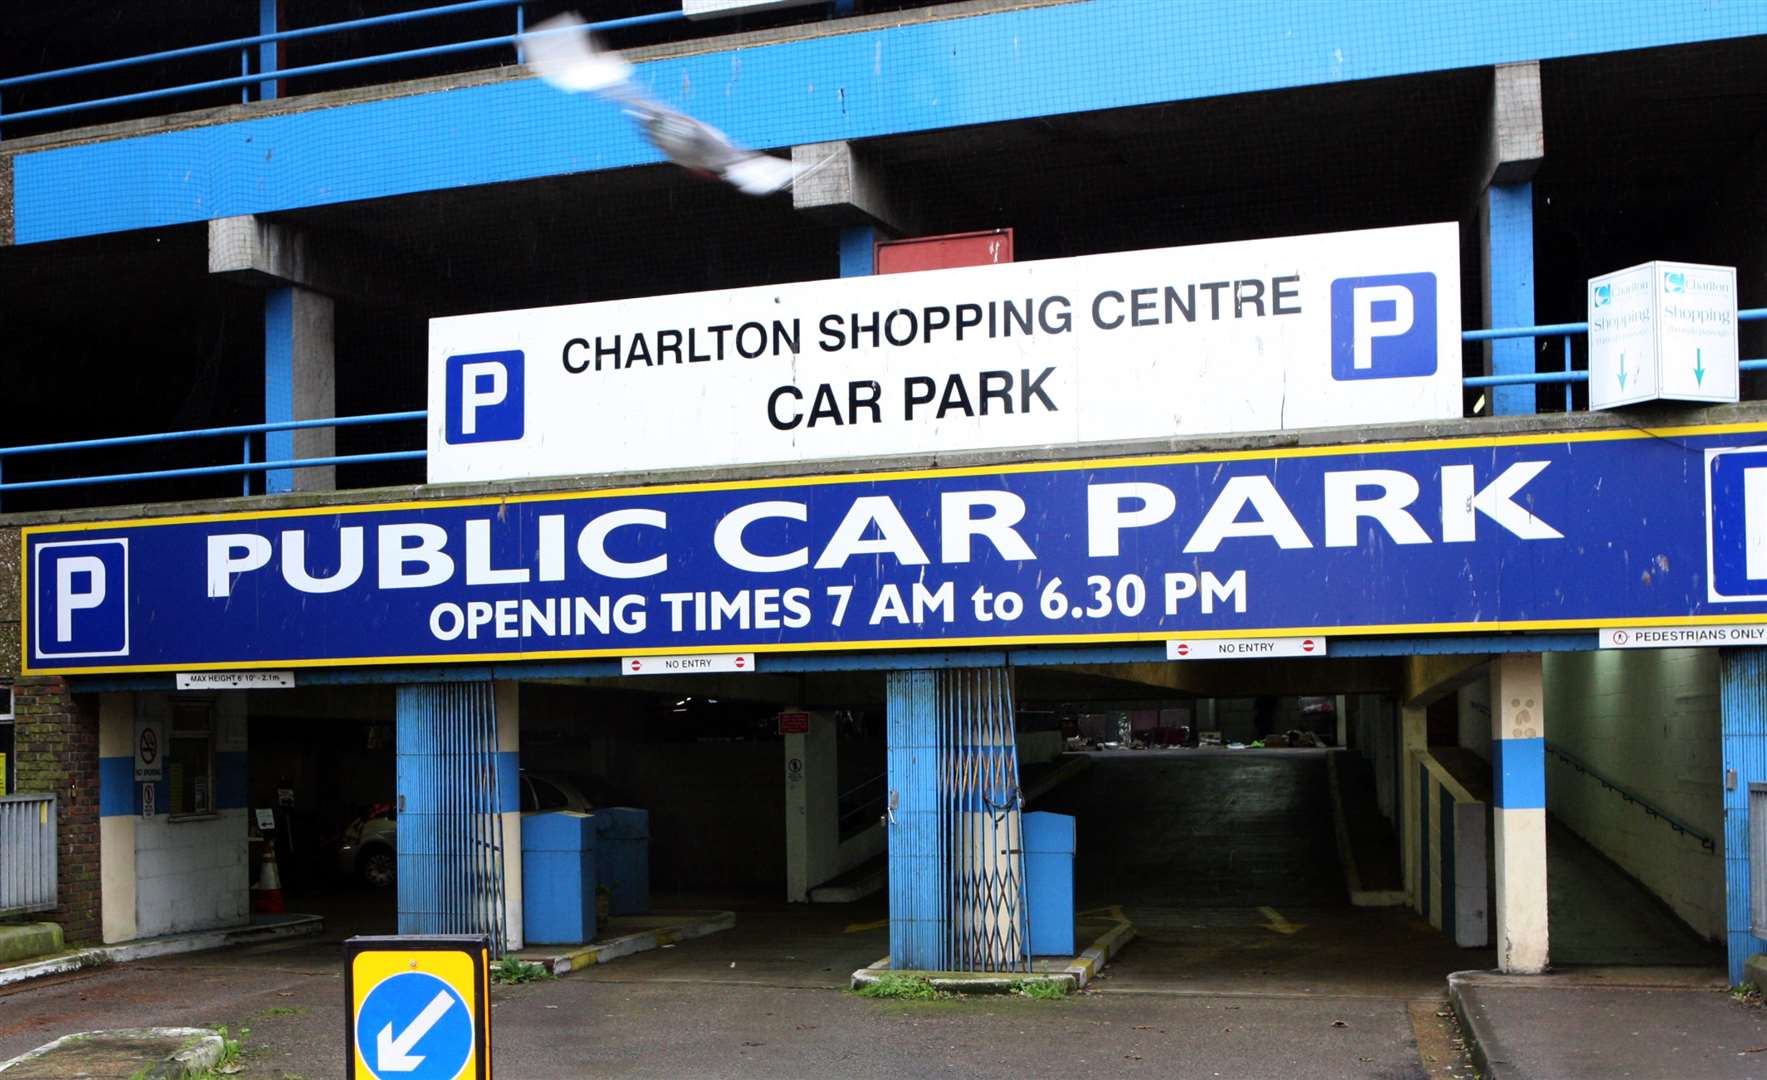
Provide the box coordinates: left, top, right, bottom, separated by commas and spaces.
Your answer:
445, 350, 525, 445
1707, 447, 1767, 602
1329, 273, 1438, 381
356, 971, 474, 1080
33, 538, 129, 660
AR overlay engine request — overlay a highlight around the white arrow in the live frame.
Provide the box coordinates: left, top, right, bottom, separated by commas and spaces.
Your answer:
376, 989, 456, 1072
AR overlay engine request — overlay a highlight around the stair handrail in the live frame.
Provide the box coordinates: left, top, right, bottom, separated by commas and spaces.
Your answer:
1544, 741, 1715, 853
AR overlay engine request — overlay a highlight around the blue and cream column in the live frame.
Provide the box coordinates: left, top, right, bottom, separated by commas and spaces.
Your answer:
208, 215, 337, 494
1491, 653, 1548, 973
495, 681, 523, 953
97, 693, 138, 944
1479, 61, 1544, 417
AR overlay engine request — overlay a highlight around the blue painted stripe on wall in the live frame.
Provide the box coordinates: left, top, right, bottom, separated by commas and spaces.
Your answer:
1487, 182, 1536, 416
15, 2, 1767, 244
215, 751, 249, 810
1493, 737, 1546, 810
99, 755, 135, 817
497, 750, 520, 814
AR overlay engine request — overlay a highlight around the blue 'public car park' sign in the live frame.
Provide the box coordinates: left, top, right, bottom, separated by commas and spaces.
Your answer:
22, 423, 1767, 674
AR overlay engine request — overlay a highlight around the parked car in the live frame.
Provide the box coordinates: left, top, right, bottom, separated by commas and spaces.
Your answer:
336, 772, 596, 888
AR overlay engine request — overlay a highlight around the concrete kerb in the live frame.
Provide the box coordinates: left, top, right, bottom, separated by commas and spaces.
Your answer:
0, 1027, 222, 1078
519, 910, 736, 976
0, 913, 323, 989
849, 908, 1136, 996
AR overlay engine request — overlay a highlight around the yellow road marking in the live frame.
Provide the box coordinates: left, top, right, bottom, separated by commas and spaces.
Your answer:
844, 919, 889, 933
1258, 906, 1304, 935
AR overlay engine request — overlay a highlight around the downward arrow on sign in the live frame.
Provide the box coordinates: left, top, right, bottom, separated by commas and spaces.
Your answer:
377, 990, 456, 1072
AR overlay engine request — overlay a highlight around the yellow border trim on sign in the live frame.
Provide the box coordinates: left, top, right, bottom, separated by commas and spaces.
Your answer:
21, 419, 1767, 676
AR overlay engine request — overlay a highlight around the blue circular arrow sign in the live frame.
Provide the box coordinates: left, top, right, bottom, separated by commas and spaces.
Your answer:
356, 971, 473, 1080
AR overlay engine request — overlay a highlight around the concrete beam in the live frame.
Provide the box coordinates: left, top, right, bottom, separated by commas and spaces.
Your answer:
1480, 61, 1544, 187
207, 214, 447, 309
792, 141, 911, 233
1403, 654, 1491, 708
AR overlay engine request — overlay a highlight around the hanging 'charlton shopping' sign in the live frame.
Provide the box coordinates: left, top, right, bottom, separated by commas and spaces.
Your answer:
425, 224, 1462, 484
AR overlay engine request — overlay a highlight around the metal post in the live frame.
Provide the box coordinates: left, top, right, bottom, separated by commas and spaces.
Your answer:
240, 49, 250, 103
515, 4, 526, 64
1563, 334, 1573, 412
242, 435, 252, 496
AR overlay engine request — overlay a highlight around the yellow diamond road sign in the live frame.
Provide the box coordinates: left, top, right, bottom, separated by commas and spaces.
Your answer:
345, 935, 490, 1080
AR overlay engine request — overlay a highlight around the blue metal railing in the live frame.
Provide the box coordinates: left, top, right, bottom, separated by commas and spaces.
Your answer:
0, 411, 424, 506
1545, 741, 1716, 853
0, 3, 686, 133
1464, 307, 1767, 392
0, 306, 1762, 505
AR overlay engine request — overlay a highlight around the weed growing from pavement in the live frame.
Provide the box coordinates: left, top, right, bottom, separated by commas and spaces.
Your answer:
1733, 982, 1762, 1006
854, 974, 950, 1000
491, 958, 556, 985
1011, 979, 1069, 1001
258, 1005, 306, 1018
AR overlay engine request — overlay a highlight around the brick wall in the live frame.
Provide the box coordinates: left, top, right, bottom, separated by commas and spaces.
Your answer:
12, 677, 100, 944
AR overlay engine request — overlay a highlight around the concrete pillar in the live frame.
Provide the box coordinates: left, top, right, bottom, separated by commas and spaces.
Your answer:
1491, 653, 1548, 973
495, 681, 523, 952
784, 709, 838, 902
1720, 648, 1767, 985
1399, 704, 1427, 909
97, 693, 136, 944
1479, 61, 1545, 417
792, 140, 909, 235
263, 286, 336, 493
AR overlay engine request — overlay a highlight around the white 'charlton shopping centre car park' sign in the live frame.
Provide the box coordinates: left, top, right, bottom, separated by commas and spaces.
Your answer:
426, 223, 1462, 484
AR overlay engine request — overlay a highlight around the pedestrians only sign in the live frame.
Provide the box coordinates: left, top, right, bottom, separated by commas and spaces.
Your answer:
344, 935, 490, 1079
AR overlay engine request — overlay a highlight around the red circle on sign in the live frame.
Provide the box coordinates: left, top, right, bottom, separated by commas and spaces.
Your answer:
1302, 640, 1315, 652
734, 657, 746, 669
1176, 643, 1190, 656
630, 659, 642, 671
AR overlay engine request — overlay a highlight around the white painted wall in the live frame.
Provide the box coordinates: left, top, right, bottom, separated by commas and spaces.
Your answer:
135, 809, 250, 937
132, 693, 251, 939
1543, 649, 1724, 940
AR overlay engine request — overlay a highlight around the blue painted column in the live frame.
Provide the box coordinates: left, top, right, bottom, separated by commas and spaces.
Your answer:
1486, 182, 1536, 416
263, 287, 295, 492
258, 0, 280, 101
1721, 648, 1767, 985
262, 286, 335, 493
886, 670, 943, 968
839, 225, 875, 278
1491, 653, 1548, 972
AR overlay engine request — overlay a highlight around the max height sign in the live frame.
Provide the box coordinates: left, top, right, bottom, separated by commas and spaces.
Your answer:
23, 424, 1767, 674
427, 224, 1462, 483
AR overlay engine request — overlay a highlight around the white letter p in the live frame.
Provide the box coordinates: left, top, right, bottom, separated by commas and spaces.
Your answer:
1352, 284, 1414, 370
461, 360, 508, 436
56, 556, 106, 643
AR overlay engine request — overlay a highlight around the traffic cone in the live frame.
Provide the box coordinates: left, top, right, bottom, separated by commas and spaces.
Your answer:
252, 841, 286, 915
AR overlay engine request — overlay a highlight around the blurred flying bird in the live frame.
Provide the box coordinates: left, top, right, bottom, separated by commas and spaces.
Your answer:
522, 13, 816, 196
